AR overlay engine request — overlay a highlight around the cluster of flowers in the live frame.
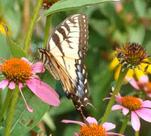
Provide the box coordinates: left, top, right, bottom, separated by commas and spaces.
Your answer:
1, 43, 151, 136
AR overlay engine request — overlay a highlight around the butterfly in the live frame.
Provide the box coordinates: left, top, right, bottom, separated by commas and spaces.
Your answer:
38, 14, 89, 118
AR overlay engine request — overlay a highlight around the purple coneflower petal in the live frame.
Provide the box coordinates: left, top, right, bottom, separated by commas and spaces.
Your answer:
108, 132, 124, 136
8, 81, 15, 90
86, 116, 98, 124
103, 122, 115, 131
142, 100, 151, 108
19, 88, 33, 112
139, 75, 149, 83
0, 79, 9, 89
112, 104, 123, 110
126, 77, 140, 90
31, 62, 45, 73
61, 120, 84, 126
74, 132, 79, 136
131, 111, 140, 131
135, 108, 151, 122
21, 57, 32, 65
122, 107, 129, 115
26, 78, 60, 106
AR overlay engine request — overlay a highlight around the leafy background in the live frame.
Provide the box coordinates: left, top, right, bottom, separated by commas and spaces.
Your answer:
0, 0, 151, 135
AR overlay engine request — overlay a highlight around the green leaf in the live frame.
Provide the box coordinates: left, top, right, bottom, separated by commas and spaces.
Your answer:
0, 34, 11, 58
45, 0, 119, 16
7, 38, 27, 57
11, 88, 49, 136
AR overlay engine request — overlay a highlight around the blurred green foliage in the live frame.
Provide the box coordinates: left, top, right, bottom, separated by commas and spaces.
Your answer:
0, 0, 151, 136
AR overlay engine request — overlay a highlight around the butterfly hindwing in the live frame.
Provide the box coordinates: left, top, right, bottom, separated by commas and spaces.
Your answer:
39, 14, 89, 115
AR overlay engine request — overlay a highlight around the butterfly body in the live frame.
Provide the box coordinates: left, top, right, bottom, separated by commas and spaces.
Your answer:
39, 14, 89, 116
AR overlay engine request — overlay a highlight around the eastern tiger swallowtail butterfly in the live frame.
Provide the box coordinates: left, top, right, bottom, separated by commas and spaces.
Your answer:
38, 14, 89, 118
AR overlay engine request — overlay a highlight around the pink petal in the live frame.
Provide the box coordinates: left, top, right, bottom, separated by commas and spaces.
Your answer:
126, 77, 140, 90
147, 93, 151, 98
18, 83, 23, 89
122, 107, 129, 115
139, 75, 149, 83
0, 79, 9, 89
32, 62, 45, 73
26, 78, 60, 106
112, 105, 123, 111
103, 122, 115, 131
74, 133, 79, 136
21, 57, 32, 65
61, 120, 84, 126
135, 108, 151, 122
86, 116, 97, 124
8, 81, 15, 90
19, 88, 33, 112
108, 132, 124, 136
142, 100, 151, 108
115, 94, 122, 103
131, 112, 140, 131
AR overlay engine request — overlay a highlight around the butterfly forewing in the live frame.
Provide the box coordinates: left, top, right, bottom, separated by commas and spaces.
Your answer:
39, 14, 89, 114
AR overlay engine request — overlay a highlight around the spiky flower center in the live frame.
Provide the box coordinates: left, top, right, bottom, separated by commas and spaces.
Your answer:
1, 58, 32, 83
121, 96, 142, 111
79, 123, 107, 136
117, 43, 147, 69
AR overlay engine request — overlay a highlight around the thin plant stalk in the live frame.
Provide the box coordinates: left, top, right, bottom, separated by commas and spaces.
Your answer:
43, 15, 52, 48
4, 86, 20, 136
119, 115, 129, 134
0, 90, 12, 125
24, 0, 43, 53
135, 131, 139, 136
101, 69, 128, 123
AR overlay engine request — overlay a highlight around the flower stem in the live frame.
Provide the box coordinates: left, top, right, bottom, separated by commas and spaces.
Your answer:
101, 69, 128, 123
0, 91, 2, 108
119, 116, 129, 134
4, 86, 20, 136
24, 0, 43, 53
135, 131, 139, 136
43, 15, 52, 48
0, 90, 12, 125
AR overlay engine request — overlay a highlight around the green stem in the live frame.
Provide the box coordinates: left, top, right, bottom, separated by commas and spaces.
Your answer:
0, 91, 2, 108
101, 69, 128, 123
43, 15, 52, 48
24, 0, 43, 53
119, 116, 129, 134
135, 131, 139, 136
0, 90, 12, 125
4, 86, 20, 136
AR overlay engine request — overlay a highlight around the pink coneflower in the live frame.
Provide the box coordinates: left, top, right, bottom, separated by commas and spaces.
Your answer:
112, 94, 151, 131
62, 116, 123, 136
0, 58, 60, 112
126, 75, 151, 97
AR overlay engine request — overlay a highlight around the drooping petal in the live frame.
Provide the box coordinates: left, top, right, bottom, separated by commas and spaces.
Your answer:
126, 77, 140, 90
8, 81, 15, 90
0, 79, 9, 89
122, 107, 129, 115
26, 78, 60, 106
131, 112, 140, 131
135, 108, 151, 122
62, 120, 84, 126
112, 105, 123, 111
142, 100, 151, 108
19, 88, 33, 112
86, 116, 98, 124
31, 62, 45, 73
103, 122, 115, 131
108, 132, 124, 136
